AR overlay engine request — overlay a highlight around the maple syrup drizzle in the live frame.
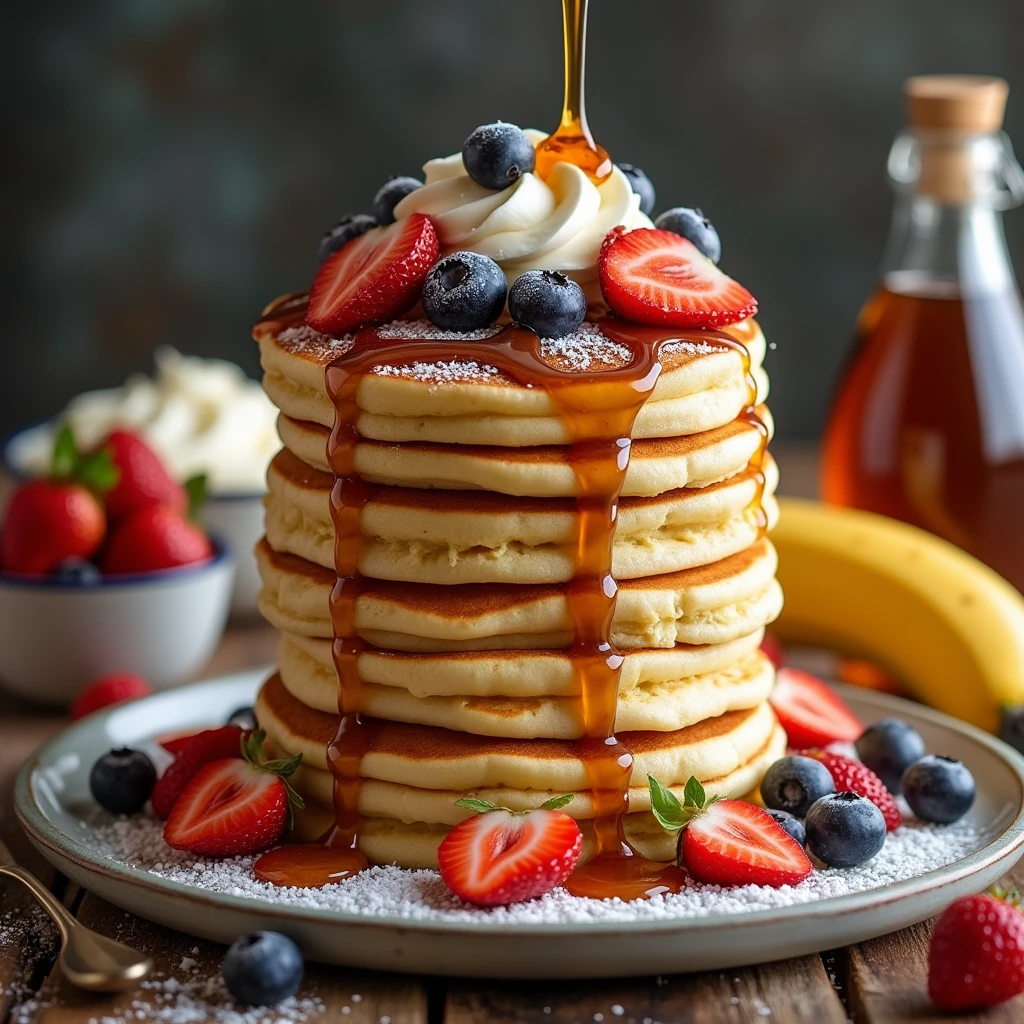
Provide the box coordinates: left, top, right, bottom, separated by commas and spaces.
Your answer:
534, 0, 612, 184
253, 296, 765, 897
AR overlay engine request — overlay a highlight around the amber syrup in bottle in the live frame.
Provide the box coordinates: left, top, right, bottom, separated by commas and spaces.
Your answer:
823, 76, 1024, 590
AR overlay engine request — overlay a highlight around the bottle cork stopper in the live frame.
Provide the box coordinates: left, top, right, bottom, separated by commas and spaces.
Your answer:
905, 75, 1008, 133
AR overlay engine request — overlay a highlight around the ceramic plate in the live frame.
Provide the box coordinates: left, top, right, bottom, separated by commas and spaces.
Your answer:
15, 670, 1024, 979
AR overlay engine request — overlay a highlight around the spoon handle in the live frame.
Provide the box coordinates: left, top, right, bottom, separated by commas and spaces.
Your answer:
0, 863, 76, 942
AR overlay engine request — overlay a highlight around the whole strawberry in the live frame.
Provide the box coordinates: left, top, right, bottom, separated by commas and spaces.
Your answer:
70, 673, 151, 721
164, 730, 304, 856
102, 505, 212, 575
799, 749, 902, 831
0, 426, 116, 575
929, 891, 1024, 1011
102, 429, 187, 523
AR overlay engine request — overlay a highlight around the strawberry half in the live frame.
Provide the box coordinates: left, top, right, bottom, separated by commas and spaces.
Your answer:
649, 776, 812, 888
799, 749, 902, 831
437, 795, 582, 906
306, 213, 439, 334
770, 667, 863, 749
598, 227, 757, 328
163, 730, 304, 857
151, 725, 245, 819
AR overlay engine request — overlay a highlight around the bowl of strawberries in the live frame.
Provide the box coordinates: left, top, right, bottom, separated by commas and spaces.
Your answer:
0, 426, 235, 704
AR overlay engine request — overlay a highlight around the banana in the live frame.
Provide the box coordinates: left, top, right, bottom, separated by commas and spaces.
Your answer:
770, 497, 1024, 735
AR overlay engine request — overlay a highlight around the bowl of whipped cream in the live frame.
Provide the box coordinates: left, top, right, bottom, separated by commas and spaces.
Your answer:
3, 348, 278, 616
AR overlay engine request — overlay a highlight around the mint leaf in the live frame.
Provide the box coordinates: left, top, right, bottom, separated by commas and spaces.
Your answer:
454, 797, 499, 814
540, 794, 574, 811
51, 425, 79, 480
683, 776, 707, 810
184, 473, 208, 520
648, 775, 684, 833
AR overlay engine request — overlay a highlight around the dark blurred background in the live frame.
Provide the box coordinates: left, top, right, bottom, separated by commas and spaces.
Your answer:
3, 0, 1023, 441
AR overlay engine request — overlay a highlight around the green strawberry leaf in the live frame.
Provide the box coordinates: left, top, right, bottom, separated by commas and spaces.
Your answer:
683, 776, 707, 810
51, 425, 79, 480
454, 797, 500, 814
184, 473, 208, 520
540, 794, 574, 811
648, 775, 684, 833
78, 448, 120, 495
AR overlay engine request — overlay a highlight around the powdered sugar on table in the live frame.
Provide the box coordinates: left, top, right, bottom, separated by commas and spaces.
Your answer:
83, 816, 988, 926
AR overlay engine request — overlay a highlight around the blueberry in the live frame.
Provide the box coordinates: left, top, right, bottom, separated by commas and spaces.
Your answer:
508, 270, 587, 340
223, 931, 304, 1006
760, 755, 836, 818
89, 748, 156, 815
855, 718, 926, 794
462, 122, 536, 190
805, 792, 886, 868
654, 207, 722, 264
766, 808, 806, 847
999, 706, 1024, 754
617, 164, 656, 217
226, 705, 258, 731
372, 176, 423, 225
421, 252, 507, 332
901, 755, 976, 824
53, 558, 101, 584
317, 214, 377, 264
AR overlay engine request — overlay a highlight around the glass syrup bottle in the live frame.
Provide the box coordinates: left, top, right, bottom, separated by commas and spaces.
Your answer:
822, 75, 1024, 591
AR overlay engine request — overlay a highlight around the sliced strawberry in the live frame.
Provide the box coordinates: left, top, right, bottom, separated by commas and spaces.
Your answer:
155, 729, 213, 757
682, 800, 812, 887
437, 797, 583, 906
70, 673, 151, 720
163, 731, 304, 857
306, 214, 439, 334
648, 775, 811, 888
151, 725, 245, 819
598, 227, 757, 328
800, 749, 902, 832
770, 667, 863, 749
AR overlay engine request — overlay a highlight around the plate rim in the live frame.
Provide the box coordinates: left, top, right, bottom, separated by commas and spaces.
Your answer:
15, 670, 1024, 939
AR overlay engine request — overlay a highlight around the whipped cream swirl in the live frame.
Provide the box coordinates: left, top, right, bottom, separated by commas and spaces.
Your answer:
393, 129, 652, 301
16, 348, 278, 493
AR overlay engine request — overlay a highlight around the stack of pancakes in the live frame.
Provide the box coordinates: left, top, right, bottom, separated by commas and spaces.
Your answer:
253, 308, 785, 868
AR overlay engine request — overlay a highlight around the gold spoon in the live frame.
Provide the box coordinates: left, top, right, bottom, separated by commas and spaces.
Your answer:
0, 838, 152, 991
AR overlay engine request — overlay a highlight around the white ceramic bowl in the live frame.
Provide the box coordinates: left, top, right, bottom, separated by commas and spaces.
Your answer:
0, 548, 235, 705
3, 422, 265, 618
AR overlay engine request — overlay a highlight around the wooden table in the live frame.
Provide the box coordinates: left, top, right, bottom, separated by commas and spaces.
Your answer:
2, 450, 1023, 1024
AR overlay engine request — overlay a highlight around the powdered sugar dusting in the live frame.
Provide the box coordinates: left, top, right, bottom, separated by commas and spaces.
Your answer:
662, 339, 727, 359
376, 319, 501, 343
540, 323, 631, 371
276, 326, 354, 360
83, 967, 323, 1024
83, 815, 988, 926
374, 360, 502, 384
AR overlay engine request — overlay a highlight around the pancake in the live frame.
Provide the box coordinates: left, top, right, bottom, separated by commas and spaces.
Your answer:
257, 311, 769, 446
286, 734, 784, 868
277, 630, 774, 737
265, 446, 780, 583
278, 627, 766, 698
257, 672, 780, 794
275, 407, 773, 496
256, 537, 783, 649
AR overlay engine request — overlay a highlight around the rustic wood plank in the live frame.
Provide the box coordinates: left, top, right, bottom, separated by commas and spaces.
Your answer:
445, 954, 846, 1024
26, 891, 429, 1024
845, 857, 1024, 1023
